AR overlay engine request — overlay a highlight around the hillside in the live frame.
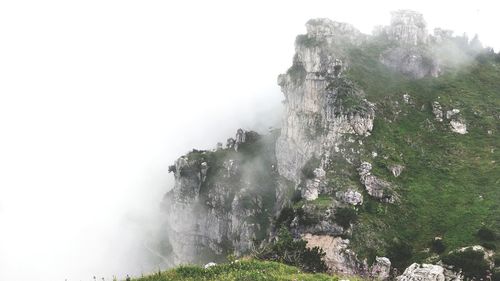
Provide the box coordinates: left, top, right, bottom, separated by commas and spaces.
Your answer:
132, 259, 349, 281
156, 10, 500, 281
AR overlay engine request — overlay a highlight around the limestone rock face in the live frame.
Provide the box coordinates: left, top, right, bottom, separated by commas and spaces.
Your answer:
302, 168, 326, 201
380, 46, 440, 79
305, 18, 366, 46
302, 233, 366, 275
161, 130, 280, 266
397, 263, 462, 281
276, 19, 374, 184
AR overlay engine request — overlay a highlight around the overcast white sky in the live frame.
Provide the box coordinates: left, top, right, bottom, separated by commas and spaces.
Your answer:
0, 1, 498, 281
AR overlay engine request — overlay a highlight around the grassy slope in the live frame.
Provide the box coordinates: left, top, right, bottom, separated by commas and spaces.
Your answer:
345, 42, 500, 265
132, 259, 349, 281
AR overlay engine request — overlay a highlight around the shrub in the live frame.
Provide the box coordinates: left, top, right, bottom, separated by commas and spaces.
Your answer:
334, 207, 358, 228
481, 242, 497, 250
430, 238, 446, 254
477, 226, 497, 241
257, 227, 327, 273
387, 240, 413, 270
493, 269, 500, 281
296, 208, 320, 226
442, 248, 490, 280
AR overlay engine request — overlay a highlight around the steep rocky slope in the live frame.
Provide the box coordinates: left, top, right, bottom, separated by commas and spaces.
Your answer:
159, 10, 500, 281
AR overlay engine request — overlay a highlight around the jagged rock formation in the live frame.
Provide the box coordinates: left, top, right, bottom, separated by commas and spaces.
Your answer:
276, 19, 374, 184
161, 130, 282, 265
377, 10, 439, 78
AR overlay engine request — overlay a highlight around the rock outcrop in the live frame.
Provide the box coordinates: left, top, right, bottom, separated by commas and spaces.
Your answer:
337, 189, 363, 205
158, 10, 491, 276
358, 162, 394, 202
397, 263, 462, 281
378, 10, 440, 79
371, 257, 392, 280
161, 130, 281, 265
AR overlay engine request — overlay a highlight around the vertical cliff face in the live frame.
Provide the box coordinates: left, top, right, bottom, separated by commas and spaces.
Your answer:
276, 18, 375, 185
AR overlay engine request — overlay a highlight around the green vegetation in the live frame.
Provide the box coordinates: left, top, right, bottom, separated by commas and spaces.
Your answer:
257, 227, 328, 273
311, 195, 334, 209
326, 77, 371, 115
131, 259, 346, 281
386, 240, 413, 270
430, 238, 446, 254
334, 207, 358, 228
342, 41, 500, 269
442, 248, 490, 279
477, 226, 498, 241
296, 34, 323, 48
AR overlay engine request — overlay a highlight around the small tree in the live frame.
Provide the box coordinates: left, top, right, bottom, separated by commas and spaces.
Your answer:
335, 207, 358, 228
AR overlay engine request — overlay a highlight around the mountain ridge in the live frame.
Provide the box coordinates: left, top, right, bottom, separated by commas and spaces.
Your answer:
157, 10, 499, 281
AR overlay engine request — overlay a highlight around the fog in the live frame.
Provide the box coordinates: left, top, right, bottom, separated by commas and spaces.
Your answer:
0, 1, 498, 280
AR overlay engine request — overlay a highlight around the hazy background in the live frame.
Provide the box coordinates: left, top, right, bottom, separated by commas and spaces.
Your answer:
0, 1, 498, 280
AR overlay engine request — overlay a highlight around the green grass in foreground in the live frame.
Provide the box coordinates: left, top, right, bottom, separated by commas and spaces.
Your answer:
132, 259, 355, 281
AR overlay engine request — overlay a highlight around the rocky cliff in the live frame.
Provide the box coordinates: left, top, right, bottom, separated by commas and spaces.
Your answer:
159, 10, 499, 281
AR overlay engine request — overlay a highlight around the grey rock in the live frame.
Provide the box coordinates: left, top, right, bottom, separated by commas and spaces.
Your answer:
235, 128, 246, 151
226, 138, 235, 149
337, 189, 363, 205
432, 102, 444, 122
381, 46, 439, 79
445, 109, 460, 119
216, 142, 223, 150
378, 10, 440, 79
387, 10, 429, 46
302, 168, 326, 201
403, 93, 412, 104
450, 119, 467, 134
358, 162, 394, 202
371, 257, 392, 280
204, 262, 217, 269
397, 263, 462, 281
389, 164, 405, 177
